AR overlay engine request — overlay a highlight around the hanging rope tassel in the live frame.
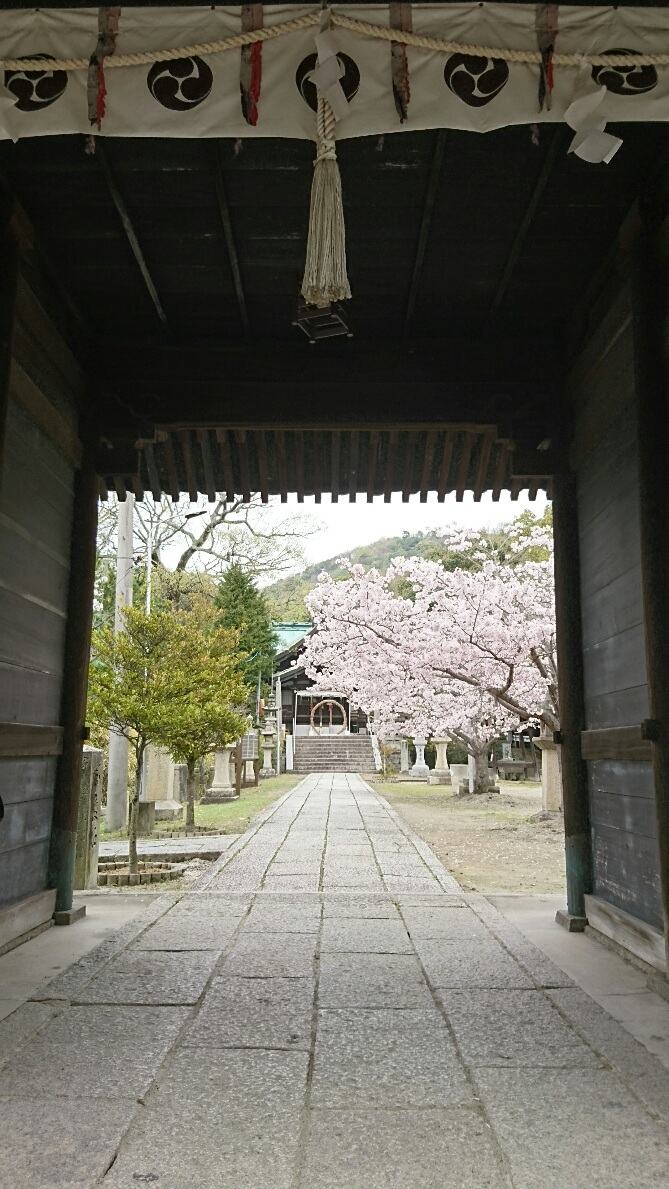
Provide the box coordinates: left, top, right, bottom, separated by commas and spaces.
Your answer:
301, 93, 351, 308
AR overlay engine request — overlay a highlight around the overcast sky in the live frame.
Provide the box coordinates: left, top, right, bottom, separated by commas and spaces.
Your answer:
269, 489, 548, 567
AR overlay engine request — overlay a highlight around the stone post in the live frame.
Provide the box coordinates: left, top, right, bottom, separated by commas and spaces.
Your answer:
205, 744, 237, 802
534, 737, 562, 812
400, 739, 410, 773
74, 748, 101, 890
260, 728, 275, 776
428, 738, 452, 786
410, 737, 429, 778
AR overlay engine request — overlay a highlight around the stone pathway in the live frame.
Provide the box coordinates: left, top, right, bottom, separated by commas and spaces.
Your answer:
3, 773, 669, 1187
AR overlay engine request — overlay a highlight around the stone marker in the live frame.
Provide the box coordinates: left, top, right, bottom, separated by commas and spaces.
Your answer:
172, 764, 188, 802
74, 747, 101, 890
203, 743, 238, 802
409, 737, 429, 778
137, 801, 155, 835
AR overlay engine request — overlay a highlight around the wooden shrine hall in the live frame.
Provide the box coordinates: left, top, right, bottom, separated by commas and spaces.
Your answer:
1, 1, 669, 976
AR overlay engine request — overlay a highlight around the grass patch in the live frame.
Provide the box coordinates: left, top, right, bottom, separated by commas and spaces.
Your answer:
100, 773, 303, 840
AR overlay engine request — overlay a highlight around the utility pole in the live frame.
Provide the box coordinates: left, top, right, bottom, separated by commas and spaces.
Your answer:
105, 494, 134, 831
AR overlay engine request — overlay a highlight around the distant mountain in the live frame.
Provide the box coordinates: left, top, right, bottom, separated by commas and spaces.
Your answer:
265, 531, 446, 622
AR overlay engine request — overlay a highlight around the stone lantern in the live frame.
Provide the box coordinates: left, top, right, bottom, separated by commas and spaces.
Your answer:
409, 737, 429, 778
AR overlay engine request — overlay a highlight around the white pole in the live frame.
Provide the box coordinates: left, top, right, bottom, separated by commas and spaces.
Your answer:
105, 494, 134, 832
145, 516, 152, 613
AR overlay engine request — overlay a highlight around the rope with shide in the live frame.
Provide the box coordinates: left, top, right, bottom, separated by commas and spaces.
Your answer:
3, 9, 669, 72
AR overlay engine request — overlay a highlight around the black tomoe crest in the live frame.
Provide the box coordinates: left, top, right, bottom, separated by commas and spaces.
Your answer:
592, 48, 658, 96
444, 54, 509, 108
147, 56, 213, 111
295, 52, 360, 113
5, 53, 68, 112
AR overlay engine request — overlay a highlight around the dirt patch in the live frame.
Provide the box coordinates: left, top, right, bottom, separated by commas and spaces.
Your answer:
373, 780, 566, 894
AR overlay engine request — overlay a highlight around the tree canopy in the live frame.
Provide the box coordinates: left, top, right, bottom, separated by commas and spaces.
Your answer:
216, 565, 278, 691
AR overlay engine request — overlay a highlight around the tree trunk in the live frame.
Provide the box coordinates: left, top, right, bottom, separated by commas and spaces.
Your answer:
471, 747, 490, 795
186, 759, 197, 828
128, 743, 143, 876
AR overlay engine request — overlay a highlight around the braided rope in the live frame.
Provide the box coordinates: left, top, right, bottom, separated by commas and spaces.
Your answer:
3, 8, 669, 74
0, 12, 321, 72
315, 95, 337, 163
331, 13, 669, 67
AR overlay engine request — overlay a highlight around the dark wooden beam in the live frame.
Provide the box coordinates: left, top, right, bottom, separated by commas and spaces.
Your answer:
384, 431, 397, 503
553, 468, 592, 925
313, 431, 322, 504
401, 431, 416, 503
491, 441, 508, 502
487, 127, 566, 324
47, 437, 99, 914
257, 429, 269, 503
367, 430, 379, 503
162, 432, 180, 502
473, 429, 495, 502
210, 144, 250, 340
275, 430, 288, 503
331, 430, 340, 503
455, 431, 474, 502
179, 429, 197, 502
144, 441, 162, 501
348, 430, 359, 503
295, 432, 305, 503
632, 219, 669, 965
419, 430, 437, 502
196, 428, 216, 502
96, 142, 167, 328
216, 428, 235, 500
404, 130, 447, 334
235, 429, 251, 502
436, 430, 454, 502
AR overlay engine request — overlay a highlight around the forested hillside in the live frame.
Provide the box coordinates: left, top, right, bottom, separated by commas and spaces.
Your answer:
264, 531, 447, 621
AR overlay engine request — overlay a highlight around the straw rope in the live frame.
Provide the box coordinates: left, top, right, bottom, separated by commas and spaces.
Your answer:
0, 12, 321, 72
3, 8, 669, 73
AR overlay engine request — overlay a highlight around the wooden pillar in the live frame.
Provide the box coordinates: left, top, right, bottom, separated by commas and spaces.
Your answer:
553, 469, 592, 926
47, 440, 99, 918
0, 195, 18, 491
631, 222, 669, 967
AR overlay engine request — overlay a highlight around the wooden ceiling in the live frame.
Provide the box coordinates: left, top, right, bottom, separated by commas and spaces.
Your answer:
1, 10, 665, 499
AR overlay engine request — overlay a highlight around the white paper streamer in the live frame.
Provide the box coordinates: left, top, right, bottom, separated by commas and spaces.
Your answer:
565, 61, 622, 164
310, 20, 351, 121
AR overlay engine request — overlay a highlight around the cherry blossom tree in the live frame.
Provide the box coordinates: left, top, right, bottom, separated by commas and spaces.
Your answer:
303, 524, 556, 794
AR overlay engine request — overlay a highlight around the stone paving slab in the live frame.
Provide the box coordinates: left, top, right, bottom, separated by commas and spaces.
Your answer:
311, 1008, 472, 1108
474, 1066, 669, 1188
135, 913, 242, 950
74, 948, 220, 1005
148, 1046, 309, 1120
300, 1108, 511, 1189
319, 952, 434, 1009
0, 1096, 138, 1189
221, 931, 317, 978
414, 937, 535, 990
320, 918, 414, 954
103, 1112, 302, 1189
0, 1005, 189, 1099
182, 974, 314, 1051
437, 989, 602, 1068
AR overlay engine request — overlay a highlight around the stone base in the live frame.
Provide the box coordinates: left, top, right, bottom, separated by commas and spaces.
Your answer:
154, 800, 183, 822
427, 771, 452, 786
201, 790, 239, 803
0, 888, 57, 953
53, 904, 87, 927
555, 909, 587, 933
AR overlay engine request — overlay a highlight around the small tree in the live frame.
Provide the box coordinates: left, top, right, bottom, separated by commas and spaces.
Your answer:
88, 607, 245, 872
165, 624, 247, 826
